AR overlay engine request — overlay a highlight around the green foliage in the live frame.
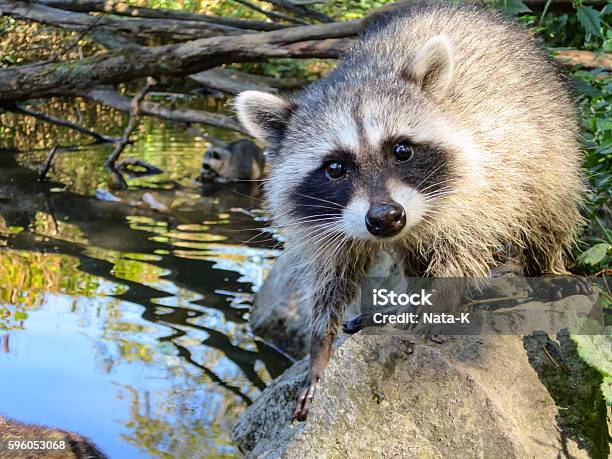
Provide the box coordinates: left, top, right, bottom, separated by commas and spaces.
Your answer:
321, 0, 393, 20
576, 5, 603, 40
575, 243, 612, 274
493, 0, 532, 16
572, 335, 612, 405
572, 65, 611, 266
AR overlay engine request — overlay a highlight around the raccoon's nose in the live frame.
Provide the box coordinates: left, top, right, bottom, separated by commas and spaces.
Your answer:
365, 201, 406, 237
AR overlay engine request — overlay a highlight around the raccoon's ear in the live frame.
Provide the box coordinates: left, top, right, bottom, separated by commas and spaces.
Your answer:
403, 35, 454, 100
235, 91, 295, 147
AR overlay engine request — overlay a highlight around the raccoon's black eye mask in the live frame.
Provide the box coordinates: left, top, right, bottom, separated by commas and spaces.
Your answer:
289, 150, 357, 220
286, 139, 452, 223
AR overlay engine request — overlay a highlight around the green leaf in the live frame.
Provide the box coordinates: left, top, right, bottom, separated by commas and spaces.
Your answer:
577, 243, 611, 267
572, 335, 612, 405
495, 0, 532, 15
13, 311, 27, 320
572, 78, 601, 97
576, 5, 602, 40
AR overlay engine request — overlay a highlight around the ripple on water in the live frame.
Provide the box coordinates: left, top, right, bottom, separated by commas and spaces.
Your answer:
0, 113, 289, 458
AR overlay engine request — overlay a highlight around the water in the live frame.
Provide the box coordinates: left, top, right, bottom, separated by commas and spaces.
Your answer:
0, 98, 292, 457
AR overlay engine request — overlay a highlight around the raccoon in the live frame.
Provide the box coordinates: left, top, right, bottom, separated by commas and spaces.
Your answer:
201, 139, 265, 181
0, 416, 106, 458
235, 4, 586, 420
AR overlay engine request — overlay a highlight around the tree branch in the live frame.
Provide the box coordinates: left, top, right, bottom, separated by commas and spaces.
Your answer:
5, 102, 116, 143
261, 0, 333, 23
105, 78, 154, 188
232, 0, 310, 25
80, 88, 248, 133
38, 143, 59, 182
188, 67, 306, 94
37, 0, 289, 31
0, 1, 250, 42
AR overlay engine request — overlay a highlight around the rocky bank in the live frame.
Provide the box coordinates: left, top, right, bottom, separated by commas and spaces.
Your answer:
238, 268, 610, 458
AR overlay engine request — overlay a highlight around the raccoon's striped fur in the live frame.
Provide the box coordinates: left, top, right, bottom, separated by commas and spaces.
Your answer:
236, 3, 586, 419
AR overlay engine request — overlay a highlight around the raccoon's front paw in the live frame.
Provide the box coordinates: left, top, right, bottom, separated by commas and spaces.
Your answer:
342, 314, 363, 334
292, 376, 320, 421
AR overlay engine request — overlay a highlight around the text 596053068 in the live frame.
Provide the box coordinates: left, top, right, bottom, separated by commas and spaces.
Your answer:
3, 440, 67, 451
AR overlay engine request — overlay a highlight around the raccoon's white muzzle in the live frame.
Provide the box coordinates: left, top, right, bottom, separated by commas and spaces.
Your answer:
341, 182, 428, 240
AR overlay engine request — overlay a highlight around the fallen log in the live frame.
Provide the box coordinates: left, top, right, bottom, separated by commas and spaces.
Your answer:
189, 67, 306, 94
81, 88, 248, 133
0, 16, 357, 102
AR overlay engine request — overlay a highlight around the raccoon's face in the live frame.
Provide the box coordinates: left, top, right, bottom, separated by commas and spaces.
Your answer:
202, 146, 232, 178
237, 35, 472, 242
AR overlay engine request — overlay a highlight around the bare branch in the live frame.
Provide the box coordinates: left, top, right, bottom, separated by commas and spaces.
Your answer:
81, 88, 248, 133
104, 78, 155, 188
233, 0, 310, 24
261, 0, 333, 23
38, 143, 59, 182
105, 78, 154, 169
6, 102, 116, 143
189, 67, 306, 94
38, 0, 289, 31
182, 124, 228, 148
0, 1, 249, 42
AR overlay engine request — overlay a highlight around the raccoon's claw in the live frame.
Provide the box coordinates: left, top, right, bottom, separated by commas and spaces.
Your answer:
342, 315, 363, 334
292, 377, 319, 421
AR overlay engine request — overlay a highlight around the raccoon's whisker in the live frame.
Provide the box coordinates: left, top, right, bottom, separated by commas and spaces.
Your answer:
239, 236, 280, 245
279, 214, 342, 224
414, 163, 449, 191
422, 188, 458, 201
293, 226, 342, 254
278, 218, 342, 229
293, 193, 348, 210
226, 188, 266, 202
295, 204, 362, 217
423, 192, 457, 202
321, 229, 350, 256
326, 234, 351, 265
234, 178, 270, 183
419, 179, 456, 195
278, 224, 338, 254
236, 215, 341, 233
318, 230, 345, 254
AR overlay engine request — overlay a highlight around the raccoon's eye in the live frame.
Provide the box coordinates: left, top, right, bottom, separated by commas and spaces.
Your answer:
392, 141, 415, 162
324, 161, 346, 180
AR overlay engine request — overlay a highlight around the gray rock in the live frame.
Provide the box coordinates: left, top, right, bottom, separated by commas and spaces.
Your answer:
233, 333, 600, 458
250, 255, 311, 359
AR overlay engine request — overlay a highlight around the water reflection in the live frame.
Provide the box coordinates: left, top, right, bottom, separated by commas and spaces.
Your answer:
0, 108, 290, 458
